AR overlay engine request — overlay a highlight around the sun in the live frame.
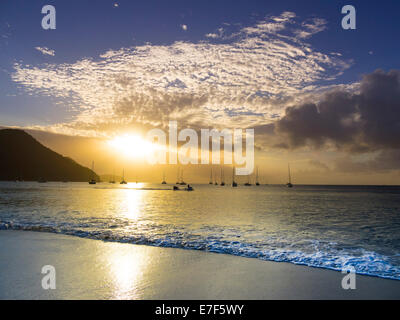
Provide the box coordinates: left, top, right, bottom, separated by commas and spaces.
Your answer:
108, 134, 158, 159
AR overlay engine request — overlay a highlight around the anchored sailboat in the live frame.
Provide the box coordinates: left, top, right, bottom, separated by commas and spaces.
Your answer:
89, 161, 96, 184
109, 169, 116, 184
209, 168, 213, 184
120, 169, 127, 184
256, 167, 260, 186
244, 174, 252, 186
220, 167, 225, 186
179, 169, 187, 185
176, 167, 180, 184
232, 166, 238, 187
286, 164, 293, 188
162, 170, 167, 184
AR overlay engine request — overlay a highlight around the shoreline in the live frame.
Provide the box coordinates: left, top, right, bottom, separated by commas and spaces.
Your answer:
1, 230, 399, 300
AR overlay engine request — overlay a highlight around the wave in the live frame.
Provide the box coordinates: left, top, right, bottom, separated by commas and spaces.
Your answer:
1, 220, 399, 281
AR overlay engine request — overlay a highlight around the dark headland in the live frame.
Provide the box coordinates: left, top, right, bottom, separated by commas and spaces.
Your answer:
0, 129, 98, 182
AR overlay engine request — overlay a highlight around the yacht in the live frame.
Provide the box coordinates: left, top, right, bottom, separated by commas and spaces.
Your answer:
256, 167, 260, 186
120, 169, 127, 185
232, 167, 238, 187
286, 164, 293, 188
162, 171, 167, 184
89, 161, 96, 184
220, 167, 225, 186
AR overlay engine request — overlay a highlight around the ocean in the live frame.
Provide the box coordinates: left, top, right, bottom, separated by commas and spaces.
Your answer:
0, 182, 399, 280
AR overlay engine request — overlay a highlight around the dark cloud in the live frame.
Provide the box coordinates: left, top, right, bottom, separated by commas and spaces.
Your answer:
335, 150, 400, 173
274, 69, 400, 152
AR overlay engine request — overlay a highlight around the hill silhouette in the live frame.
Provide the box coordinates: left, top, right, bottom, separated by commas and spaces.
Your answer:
0, 129, 99, 182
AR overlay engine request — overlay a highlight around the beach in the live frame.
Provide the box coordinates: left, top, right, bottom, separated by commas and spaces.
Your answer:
0, 230, 399, 300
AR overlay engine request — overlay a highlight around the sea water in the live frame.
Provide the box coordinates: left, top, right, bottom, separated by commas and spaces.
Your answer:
0, 182, 399, 280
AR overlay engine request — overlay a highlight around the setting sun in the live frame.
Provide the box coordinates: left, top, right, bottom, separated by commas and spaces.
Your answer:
108, 134, 157, 159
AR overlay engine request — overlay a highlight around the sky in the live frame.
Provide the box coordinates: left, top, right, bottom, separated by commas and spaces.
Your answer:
1, 0, 400, 184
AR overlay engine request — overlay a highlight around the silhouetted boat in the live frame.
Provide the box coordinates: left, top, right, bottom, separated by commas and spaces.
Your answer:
220, 167, 225, 186
109, 169, 116, 184
185, 184, 194, 191
232, 167, 238, 187
173, 185, 179, 191
162, 171, 167, 184
176, 167, 180, 184
286, 164, 293, 188
120, 169, 127, 184
244, 174, 252, 186
209, 168, 213, 185
89, 161, 96, 184
178, 169, 187, 185
256, 167, 260, 186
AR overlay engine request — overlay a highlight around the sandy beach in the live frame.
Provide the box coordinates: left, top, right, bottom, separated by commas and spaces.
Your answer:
0, 230, 399, 300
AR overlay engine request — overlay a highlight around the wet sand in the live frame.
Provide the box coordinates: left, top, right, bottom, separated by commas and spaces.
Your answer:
0, 230, 399, 299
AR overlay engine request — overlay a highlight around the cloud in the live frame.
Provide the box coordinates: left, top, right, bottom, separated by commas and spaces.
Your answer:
205, 27, 225, 39
334, 150, 400, 172
274, 69, 400, 153
242, 11, 295, 35
181, 24, 188, 31
294, 18, 327, 39
12, 12, 349, 137
35, 46, 55, 56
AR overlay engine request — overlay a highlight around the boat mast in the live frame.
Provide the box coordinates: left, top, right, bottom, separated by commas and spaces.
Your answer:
91, 161, 95, 180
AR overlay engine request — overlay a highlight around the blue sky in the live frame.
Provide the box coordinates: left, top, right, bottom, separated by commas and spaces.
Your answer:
1, 1, 400, 128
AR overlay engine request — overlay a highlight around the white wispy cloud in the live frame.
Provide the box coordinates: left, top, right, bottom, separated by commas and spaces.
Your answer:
13, 12, 350, 137
294, 18, 327, 39
35, 46, 55, 56
205, 27, 225, 39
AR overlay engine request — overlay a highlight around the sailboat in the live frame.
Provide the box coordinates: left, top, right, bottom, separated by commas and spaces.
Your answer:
244, 174, 252, 186
178, 169, 187, 185
256, 167, 260, 186
176, 167, 180, 184
120, 169, 127, 184
109, 169, 116, 184
286, 164, 293, 188
209, 168, 213, 185
220, 167, 225, 186
162, 170, 167, 184
89, 161, 96, 184
232, 167, 238, 187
